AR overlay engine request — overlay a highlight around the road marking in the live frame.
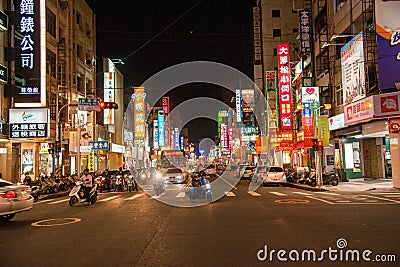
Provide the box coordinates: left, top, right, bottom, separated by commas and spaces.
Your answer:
315, 192, 340, 196
225, 192, 235, 197
293, 192, 313, 196
306, 196, 335, 204
275, 199, 310, 204
248, 191, 262, 197
34, 199, 58, 204
219, 177, 238, 190
370, 192, 400, 195
151, 195, 161, 199
125, 193, 145, 200
47, 198, 70, 204
365, 195, 400, 204
31, 218, 81, 227
176, 192, 186, 198
99, 196, 120, 202
269, 191, 287, 196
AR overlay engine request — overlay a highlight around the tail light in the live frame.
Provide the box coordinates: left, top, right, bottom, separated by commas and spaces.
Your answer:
282, 173, 286, 181
0, 191, 17, 198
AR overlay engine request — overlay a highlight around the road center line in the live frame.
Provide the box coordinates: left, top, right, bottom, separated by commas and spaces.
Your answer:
125, 193, 145, 200
315, 192, 340, 196
99, 196, 120, 202
269, 191, 287, 196
47, 198, 70, 204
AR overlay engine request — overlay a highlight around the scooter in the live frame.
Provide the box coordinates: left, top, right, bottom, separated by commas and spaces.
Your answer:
185, 173, 212, 203
69, 181, 98, 206
115, 175, 124, 192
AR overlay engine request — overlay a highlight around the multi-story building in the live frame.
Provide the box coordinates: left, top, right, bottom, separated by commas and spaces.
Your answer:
2, 0, 96, 182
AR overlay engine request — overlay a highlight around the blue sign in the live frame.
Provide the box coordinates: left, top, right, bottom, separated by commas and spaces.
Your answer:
153, 120, 159, 148
89, 141, 109, 151
157, 110, 165, 147
302, 102, 312, 117
174, 128, 180, 150
180, 136, 184, 151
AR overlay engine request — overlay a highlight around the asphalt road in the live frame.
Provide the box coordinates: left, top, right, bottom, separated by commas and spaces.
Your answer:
1, 178, 400, 267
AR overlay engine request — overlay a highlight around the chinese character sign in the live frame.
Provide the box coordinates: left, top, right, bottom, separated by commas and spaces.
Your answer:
299, 9, 312, 53
278, 43, 293, 131
157, 111, 165, 147
134, 87, 146, 140
104, 70, 115, 124
15, 0, 42, 104
153, 120, 159, 149
174, 128, 180, 150
235, 89, 242, 123
162, 97, 170, 115
9, 108, 49, 139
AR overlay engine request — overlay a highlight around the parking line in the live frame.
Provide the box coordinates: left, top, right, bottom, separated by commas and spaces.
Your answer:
293, 192, 313, 196
248, 191, 262, 197
176, 192, 186, 198
365, 195, 400, 204
315, 192, 340, 196
125, 193, 145, 200
225, 192, 235, 197
269, 191, 287, 196
47, 198, 69, 204
306, 196, 335, 204
99, 196, 120, 202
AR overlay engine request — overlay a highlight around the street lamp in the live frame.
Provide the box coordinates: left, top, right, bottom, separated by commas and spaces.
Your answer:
330, 34, 356, 41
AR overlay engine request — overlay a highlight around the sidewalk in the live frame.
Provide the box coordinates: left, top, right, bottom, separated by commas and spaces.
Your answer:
323, 178, 399, 192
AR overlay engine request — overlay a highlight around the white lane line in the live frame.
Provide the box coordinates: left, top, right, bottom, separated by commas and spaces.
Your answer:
365, 195, 400, 204
125, 193, 145, 200
248, 191, 262, 197
225, 192, 236, 197
47, 198, 70, 204
306, 196, 335, 204
315, 192, 340, 196
293, 192, 313, 196
151, 195, 161, 199
370, 192, 400, 195
99, 196, 120, 202
176, 192, 186, 198
219, 177, 238, 190
33, 199, 58, 204
269, 191, 287, 196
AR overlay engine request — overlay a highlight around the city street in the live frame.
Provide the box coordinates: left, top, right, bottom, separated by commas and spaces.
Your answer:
1, 178, 399, 267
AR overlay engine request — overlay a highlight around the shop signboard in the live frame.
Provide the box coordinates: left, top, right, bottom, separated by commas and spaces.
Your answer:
9, 108, 49, 138
389, 118, 400, 134
375, 0, 400, 91
133, 87, 146, 141
277, 43, 292, 130
301, 87, 319, 103
373, 91, 400, 118
89, 141, 109, 151
162, 97, 169, 115
302, 117, 314, 148
344, 96, 374, 125
299, 9, 312, 53
235, 89, 242, 123
174, 128, 180, 150
104, 58, 115, 124
328, 113, 346, 131
318, 115, 330, 147
157, 110, 165, 147
153, 120, 159, 149
341, 32, 366, 105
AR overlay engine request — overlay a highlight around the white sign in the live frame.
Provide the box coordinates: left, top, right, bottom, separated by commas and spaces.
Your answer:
111, 143, 125, 153
9, 108, 48, 123
235, 89, 242, 122
328, 113, 346, 131
9, 108, 49, 138
301, 87, 319, 103
0, 148, 7, 154
104, 58, 115, 124
344, 96, 374, 125
80, 146, 92, 153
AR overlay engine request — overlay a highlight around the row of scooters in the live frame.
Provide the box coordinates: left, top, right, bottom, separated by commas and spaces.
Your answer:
31, 175, 77, 202
285, 168, 340, 187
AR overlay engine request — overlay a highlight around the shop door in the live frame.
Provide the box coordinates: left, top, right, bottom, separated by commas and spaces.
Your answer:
12, 146, 20, 183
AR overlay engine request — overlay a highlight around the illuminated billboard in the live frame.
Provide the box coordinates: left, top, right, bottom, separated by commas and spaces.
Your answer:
277, 44, 292, 131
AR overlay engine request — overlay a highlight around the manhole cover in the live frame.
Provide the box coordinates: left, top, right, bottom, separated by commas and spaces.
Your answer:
31, 218, 81, 227
275, 199, 310, 204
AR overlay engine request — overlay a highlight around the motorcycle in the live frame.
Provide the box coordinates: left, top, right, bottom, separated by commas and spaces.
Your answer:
31, 180, 41, 202
115, 175, 124, 192
185, 173, 212, 203
69, 181, 98, 206
307, 169, 339, 187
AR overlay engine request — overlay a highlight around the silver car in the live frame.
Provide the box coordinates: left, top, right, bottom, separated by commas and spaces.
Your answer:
0, 179, 34, 221
163, 168, 187, 184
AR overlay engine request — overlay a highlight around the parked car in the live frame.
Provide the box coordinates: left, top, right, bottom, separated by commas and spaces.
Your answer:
261, 166, 286, 186
240, 166, 257, 179
0, 179, 34, 221
163, 168, 187, 184
204, 164, 217, 177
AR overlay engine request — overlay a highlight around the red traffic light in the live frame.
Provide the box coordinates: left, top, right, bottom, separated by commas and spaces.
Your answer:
98, 101, 118, 110
317, 140, 323, 147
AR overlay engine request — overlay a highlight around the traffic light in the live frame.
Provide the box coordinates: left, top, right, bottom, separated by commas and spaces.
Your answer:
312, 139, 323, 151
99, 101, 118, 110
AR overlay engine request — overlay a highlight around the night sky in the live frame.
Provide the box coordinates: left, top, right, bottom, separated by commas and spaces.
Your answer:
86, 0, 254, 142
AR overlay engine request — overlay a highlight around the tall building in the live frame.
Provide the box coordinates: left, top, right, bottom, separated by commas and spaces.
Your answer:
2, 0, 96, 182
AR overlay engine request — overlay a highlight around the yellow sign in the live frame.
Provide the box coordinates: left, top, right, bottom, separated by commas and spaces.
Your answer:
318, 115, 330, 147
133, 87, 146, 140
88, 152, 95, 172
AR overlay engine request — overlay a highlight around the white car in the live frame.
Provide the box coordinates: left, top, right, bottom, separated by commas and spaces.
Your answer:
163, 168, 187, 184
204, 164, 217, 177
0, 179, 34, 221
261, 167, 286, 185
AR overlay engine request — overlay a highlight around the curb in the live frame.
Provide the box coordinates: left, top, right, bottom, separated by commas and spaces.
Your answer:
286, 182, 328, 192
40, 191, 70, 200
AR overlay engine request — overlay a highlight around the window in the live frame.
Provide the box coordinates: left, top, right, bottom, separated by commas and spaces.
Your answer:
46, 49, 56, 78
336, 84, 343, 106
46, 8, 56, 37
272, 10, 280, 17
273, 29, 281, 38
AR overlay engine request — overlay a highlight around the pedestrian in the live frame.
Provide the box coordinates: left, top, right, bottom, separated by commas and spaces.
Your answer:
24, 172, 32, 187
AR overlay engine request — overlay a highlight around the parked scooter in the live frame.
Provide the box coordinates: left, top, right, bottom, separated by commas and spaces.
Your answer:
69, 181, 98, 206
307, 169, 339, 187
31, 180, 41, 202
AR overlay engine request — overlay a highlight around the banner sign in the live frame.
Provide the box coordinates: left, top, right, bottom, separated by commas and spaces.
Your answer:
278, 43, 292, 130
15, 0, 45, 106
103, 60, 115, 124
236, 89, 242, 123
157, 110, 165, 147
341, 32, 366, 105
375, 0, 400, 90
174, 128, 180, 150
9, 108, 48, 138
302, 117, 314, 148
133, 87, 146, 141
153, 120, 159, 149
318, 116, 330, 147
299, 9, 312, 53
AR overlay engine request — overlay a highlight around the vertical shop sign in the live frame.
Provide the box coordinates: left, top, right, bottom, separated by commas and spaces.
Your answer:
153, 120, 159, 149
235, 89, 242, 123
278, 44, 292, 130
157, 110, 165, 147
133, 87, 145, 143
299, 9, 312, 53
317, 116, 330, 147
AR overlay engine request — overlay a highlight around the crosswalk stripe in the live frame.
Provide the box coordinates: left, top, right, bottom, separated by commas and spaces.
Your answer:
293, 192, 313, 196
269, 191, 287, 196
125, 193, 145, 200
176, 192, 186, 198
99, 196, 120, 202
248, 191, 262, 197
225, 192, 235, 197
315, 192, 340, 196
47, 198, 69, 204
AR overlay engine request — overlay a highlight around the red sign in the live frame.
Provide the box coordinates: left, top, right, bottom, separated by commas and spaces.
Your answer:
278, 43, 292, 130
162, 97, 170, 115
344, 96, 374, 125
389, 118, 400, 134
374, 91, 400, 117
277, 132, 294, 143
302, 117, 314, 148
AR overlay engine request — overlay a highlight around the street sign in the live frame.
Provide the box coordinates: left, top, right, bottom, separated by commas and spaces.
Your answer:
89, 141, 109, 151
78, 98, 101, 111
310, 101, 320, 110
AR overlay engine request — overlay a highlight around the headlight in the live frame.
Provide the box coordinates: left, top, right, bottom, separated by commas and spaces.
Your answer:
176, 175, 182, 179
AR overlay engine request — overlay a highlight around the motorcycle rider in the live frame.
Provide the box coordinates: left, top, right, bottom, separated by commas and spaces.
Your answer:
102, 169, 112, 192
80, 169, 93, 201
